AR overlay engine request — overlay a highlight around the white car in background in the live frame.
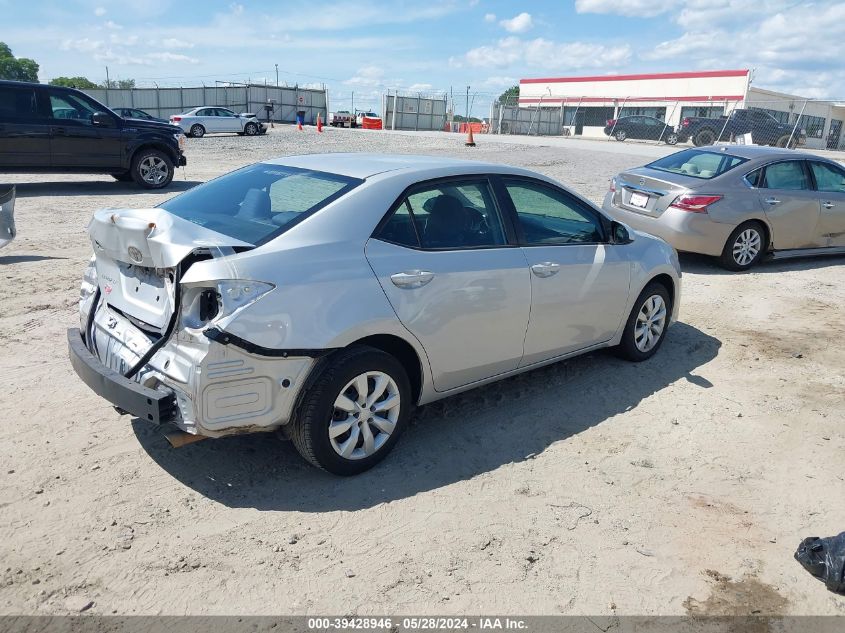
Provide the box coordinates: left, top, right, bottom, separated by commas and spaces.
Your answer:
169, 107, 266, 138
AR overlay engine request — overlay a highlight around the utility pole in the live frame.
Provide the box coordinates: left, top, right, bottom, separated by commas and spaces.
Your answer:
105, 66, 110, 88
351, 91, 354, 115
275, 64, 279, 87
465, 85, 470, 121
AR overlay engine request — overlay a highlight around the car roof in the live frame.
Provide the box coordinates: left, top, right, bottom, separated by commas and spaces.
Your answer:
263, 153, 532, 179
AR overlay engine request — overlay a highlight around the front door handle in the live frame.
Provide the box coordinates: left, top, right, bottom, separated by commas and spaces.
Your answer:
390, 270, 434, 289
530, 262, 560, 278
822, 201, 836, 209
764, 197, 781, 205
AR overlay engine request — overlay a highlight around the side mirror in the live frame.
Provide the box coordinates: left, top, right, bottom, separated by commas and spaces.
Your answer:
611, 221, 634, 245
92, 112, 115, 127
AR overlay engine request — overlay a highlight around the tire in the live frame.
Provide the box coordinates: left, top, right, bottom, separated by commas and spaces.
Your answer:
189, 124, 205, 138
718, 221, 767, 271
665, 132, 679, 145
775, 134, 797, 149
616, 282, 672, 362
693, 129, 716, 146
130, 148, 174, 189
290, 346, 412, 475
244, 122, 258, 136
615, 130, 627, 141
111, 172, 133, 182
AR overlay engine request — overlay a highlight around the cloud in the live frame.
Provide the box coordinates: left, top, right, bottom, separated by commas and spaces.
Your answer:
104, 20, 122, 30
499, 12, 533, 33
344, 65, 386, 87
406, 82, 434, 92
62, 38, 105, 53
160, 38, 194, 49
457, 36, 631, 71
93, 7, 106, 16
484, 13, 496, 22
574, 0, 678, 18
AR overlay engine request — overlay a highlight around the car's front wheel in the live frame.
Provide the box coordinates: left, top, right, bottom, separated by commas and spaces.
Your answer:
616, 282, 671, 362
189, 124, 205, 138
615, 130, 627, 141
719, 221, 766, 271
130, 149, 174, 189
244, 122, 259, 136
290, 346, 411, 475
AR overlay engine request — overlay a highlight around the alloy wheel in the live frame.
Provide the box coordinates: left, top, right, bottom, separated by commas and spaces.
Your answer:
634, 294, 667, 353
138, 156, 169, 186
329, 371, 401, 460
732, 228, 761, 266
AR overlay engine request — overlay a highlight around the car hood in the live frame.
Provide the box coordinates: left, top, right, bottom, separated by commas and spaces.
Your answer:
122, 118, 184, 134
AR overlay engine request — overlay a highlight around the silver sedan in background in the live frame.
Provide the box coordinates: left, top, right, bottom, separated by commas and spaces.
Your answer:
603, 146, 845, 270
68, 154, 680, 475
169, 107, 266, 138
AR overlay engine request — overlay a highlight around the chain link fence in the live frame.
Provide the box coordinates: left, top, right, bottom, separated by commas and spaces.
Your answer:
490, 95, 845, 154
81, 83, 327, 124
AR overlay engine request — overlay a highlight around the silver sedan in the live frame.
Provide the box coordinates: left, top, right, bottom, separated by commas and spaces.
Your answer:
602, 145, 845, 270
169, 107, 265, 138
68, 154, 680, 475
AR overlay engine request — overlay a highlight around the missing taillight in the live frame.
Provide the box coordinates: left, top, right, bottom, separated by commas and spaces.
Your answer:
670, 194, 723, 213
199, 289, 219, 322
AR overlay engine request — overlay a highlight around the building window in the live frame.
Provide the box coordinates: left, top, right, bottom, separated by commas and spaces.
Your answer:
752, 108, 791, 125
680, 106, 725, 120
619, 106, 667, 120
795, 114, 826, 139
562, 106, 614, 127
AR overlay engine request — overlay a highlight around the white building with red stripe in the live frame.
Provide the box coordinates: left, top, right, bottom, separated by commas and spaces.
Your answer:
516, 69, 844, 150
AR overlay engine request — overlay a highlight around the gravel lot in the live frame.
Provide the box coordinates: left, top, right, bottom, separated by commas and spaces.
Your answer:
1, 126, 843, 616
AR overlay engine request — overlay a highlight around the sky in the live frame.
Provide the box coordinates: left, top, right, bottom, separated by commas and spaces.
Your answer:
4, 0, 845, 117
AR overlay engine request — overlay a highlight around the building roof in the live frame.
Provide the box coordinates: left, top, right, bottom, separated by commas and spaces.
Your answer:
520, 69, 750, 85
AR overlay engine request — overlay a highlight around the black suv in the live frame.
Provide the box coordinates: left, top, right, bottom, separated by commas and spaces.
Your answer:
0, 81, 186, 189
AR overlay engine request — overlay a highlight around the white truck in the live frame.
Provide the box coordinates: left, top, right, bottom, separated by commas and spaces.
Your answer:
328, 110, 355, 127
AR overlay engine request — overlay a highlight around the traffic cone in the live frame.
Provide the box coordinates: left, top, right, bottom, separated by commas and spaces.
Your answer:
317, 114, 323, 133
465, 124, 476, 147
297, 119, 303, 131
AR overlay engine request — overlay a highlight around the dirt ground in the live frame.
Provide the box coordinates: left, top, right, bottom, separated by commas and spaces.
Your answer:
1, 127, 843, 616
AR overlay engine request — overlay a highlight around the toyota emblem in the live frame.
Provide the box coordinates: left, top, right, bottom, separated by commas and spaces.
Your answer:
128, 246, 143, 263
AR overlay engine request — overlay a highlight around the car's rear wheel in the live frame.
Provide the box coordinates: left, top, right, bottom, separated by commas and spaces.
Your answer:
290, 346, 411, 475
719, 221, 766, 271
189, 124, 205, 138
616, 282, 671, 362
775, 134, 798, 149
693, 129, 716, 146
111, 172, 133, 182
615, 130, 627, 141
130, 149, 174, 189
244, 122, 258, 136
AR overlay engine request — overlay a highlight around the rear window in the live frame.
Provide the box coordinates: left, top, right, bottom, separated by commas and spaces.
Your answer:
158, 164, 361, 246
647, 148, 747, 180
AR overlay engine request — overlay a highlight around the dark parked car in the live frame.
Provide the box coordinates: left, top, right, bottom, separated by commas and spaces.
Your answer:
0, 81, 187, 189
115, 107, 167, 123
604, 116, 679, 144
677, 108, 806, 148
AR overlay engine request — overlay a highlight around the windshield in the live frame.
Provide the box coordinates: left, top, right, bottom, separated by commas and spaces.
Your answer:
646, 148, 748, 180
158, 163, 362, 245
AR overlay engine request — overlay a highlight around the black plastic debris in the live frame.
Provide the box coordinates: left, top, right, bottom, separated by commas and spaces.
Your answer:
794, 532, 845, 595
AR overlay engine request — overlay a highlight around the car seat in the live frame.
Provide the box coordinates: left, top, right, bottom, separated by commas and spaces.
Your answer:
237, 188, 272, 220
423, 195, 468, 248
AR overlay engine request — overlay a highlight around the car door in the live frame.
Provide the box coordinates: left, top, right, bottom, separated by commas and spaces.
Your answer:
216, 108, 242, 133
753, 160, 821, 249
809, 161, 845, 247
499, 177, 631, 366
194, 108, 216, 131
0, 83, 51, 167
46, 88, 121, 168
366, 177, 531, 392
643, 116, 666, 140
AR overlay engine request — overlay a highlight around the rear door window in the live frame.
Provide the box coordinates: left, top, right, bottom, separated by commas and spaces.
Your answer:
0, 85, 39, 120
761, 161, 810, 190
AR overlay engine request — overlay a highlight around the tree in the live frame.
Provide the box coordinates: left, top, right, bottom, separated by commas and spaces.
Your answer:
49, 76, 100, 89
497, 85, 519, 105
0, 42, 39, 82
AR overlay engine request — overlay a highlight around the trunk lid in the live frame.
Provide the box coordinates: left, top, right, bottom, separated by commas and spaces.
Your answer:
615, 167, 699, 217
89, 208, 251, 331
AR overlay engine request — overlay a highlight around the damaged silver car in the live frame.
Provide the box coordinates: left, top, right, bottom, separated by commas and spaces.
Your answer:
0, 185, 15, 249
69, 154, 681, 475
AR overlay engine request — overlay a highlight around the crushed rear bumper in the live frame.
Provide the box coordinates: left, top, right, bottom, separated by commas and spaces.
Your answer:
67, 328, 177, 424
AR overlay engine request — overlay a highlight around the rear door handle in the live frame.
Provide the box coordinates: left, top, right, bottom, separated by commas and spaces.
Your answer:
530, 262, 560, 278
764, 197, 781, 205
822, 201, 836, 209
390, 270, 434, 289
